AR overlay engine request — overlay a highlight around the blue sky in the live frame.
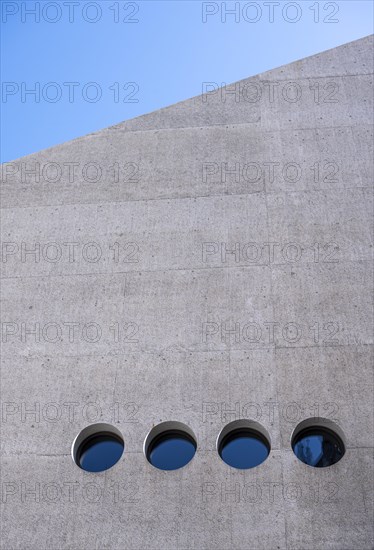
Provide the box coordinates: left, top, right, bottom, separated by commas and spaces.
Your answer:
1, 0, 373, 161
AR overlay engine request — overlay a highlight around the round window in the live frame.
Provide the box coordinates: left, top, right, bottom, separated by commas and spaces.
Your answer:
292, 419, 345, 468
217, 420, 270, 469
72, 423, 124, 472
144, 421, 197, 471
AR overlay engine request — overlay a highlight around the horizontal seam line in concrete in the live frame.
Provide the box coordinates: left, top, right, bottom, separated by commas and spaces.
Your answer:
1, 258, 373, 281
12, 70, 368, 146
1, 344, 373, 361
1, 185, 373, 212
1, 120, 373, 164
233, 71, 374, 82
97, 73, 374, 133
3, 447, 374, 457
77, 118, 374, 138
107, 72, 374, 125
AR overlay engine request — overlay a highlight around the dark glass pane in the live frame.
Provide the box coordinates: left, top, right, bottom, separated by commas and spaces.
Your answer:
78, 434, 124, 472
293, 428, 344, 467
220, 430, 269, 469
148, 432, 196, 470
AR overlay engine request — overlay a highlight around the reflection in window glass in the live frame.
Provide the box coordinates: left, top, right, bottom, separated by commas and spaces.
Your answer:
292, 427, 344, 467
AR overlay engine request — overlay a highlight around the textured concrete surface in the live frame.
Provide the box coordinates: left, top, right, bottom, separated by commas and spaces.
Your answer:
1, 35, 373, 549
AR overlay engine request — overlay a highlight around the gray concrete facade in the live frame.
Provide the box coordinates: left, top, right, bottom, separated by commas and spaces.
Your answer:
1, 35, 373, 549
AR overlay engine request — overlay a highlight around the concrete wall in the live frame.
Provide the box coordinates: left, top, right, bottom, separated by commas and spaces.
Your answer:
1, 35, 373, 549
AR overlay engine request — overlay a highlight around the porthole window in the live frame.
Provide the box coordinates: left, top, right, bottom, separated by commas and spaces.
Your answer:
72, 423, 124, 472
292, 418, 345, 468
144, 421, 197, 471
217, 420, 271, 469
